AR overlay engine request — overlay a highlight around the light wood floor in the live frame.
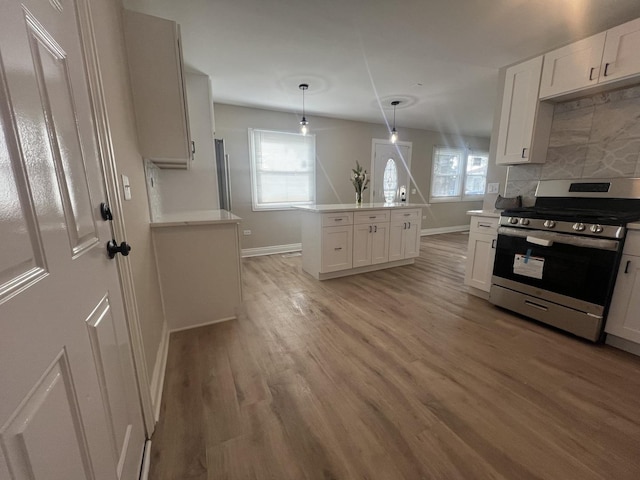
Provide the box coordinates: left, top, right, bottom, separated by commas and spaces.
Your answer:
149, 233, 640, 480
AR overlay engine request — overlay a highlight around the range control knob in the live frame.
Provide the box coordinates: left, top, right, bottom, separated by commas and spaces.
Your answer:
519, 218, 530, 225
590, 224, 604, 234
573, 222, 586, 232
543, 220, 556, 229
509, 217, 519, 225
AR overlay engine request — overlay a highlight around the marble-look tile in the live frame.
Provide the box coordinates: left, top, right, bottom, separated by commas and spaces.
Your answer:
541, 145, 587, 179
506, 164, 542, 181
590, 96, 640, 143
554, 97, 595, 114
598, 84, 640, 104
505, 180, 537, 207
582, 139, 640, 178
548, 107, 594, 147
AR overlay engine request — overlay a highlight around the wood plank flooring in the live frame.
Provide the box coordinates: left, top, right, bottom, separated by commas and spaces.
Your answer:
149, 233, 640, 480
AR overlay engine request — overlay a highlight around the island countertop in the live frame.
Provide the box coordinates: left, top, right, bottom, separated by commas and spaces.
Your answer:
150, 209, 242, 228
466, 209, 501, 218
294, 203, 427, 213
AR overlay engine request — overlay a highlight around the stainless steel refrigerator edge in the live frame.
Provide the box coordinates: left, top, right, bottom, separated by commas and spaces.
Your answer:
215, 139, 232, 211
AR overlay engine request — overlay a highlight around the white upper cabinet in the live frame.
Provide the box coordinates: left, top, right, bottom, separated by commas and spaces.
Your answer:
540, 17, 640, 99
123, 10, 193, 169
496, 56, 554, 165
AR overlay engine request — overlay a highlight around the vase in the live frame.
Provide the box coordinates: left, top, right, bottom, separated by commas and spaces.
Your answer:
355, 190, 362, 204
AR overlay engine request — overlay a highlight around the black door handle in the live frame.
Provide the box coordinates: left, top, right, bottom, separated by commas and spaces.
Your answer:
107, 239, 131, 259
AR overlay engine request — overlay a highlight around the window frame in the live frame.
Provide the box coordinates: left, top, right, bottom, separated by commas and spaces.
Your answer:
248, 128, 316, 211
429, 146, 488, 203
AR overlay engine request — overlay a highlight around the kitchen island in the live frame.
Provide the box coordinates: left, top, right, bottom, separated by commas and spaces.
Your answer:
151, 210, 242, 331
295, 203, 425, 280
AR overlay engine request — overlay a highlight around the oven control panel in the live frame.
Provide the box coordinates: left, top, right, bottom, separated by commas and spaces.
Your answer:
499, 216, 625, 239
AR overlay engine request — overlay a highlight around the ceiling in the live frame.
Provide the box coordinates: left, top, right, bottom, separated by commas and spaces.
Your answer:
123, 0, 640, 138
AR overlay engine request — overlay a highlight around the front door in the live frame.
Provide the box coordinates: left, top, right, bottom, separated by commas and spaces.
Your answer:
371, 140, 412, 203
0, 1, 144, 479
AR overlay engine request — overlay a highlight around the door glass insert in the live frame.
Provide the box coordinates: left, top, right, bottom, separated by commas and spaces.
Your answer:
383, 158, 398, 203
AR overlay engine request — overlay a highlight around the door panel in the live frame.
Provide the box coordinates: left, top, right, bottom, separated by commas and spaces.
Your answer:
0, 1, 144, 479
0, 351, 92, 480
27, 16, 98, 256
371, 223, 389, 265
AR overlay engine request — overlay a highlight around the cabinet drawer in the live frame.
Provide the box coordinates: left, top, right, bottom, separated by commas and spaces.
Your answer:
391, 209, 420, 222
469, 216, 499, 234
321, 212, 353, 227
623, 230, 640, 256
354, 210, 389, 224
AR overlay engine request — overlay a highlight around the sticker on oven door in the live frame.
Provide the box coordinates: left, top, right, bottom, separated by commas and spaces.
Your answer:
513, 253, 544, 279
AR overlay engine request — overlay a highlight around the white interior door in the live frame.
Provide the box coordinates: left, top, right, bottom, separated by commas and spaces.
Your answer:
371, 140, 412, 203
0, 1, 144, 479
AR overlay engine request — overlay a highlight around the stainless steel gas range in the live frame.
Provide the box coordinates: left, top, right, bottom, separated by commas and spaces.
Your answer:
489, 178, 640, 342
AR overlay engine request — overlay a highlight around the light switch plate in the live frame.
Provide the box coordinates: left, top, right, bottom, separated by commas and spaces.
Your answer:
122, 175, 132, 200
487, 182, 500, 194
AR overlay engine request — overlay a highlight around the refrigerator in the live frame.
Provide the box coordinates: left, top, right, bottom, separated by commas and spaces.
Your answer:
214, 139, 232, 211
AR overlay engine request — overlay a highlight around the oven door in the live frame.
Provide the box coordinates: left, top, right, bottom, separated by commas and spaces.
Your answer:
492, 227, 621, 315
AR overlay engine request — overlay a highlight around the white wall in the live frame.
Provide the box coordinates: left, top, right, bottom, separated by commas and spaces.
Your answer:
91, 0, 166, 377
214, 103, 490, 249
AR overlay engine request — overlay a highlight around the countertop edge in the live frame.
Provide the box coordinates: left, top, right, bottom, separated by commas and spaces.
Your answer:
294, 203, 428, 213
467, 209, 501, 218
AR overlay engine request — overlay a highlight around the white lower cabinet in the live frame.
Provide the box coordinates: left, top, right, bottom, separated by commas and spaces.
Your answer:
353, 210, 390, 267
389, 210, 421, 261
464, 215, 499, 295
605, 231, 640, 344
321, 225, 353, 273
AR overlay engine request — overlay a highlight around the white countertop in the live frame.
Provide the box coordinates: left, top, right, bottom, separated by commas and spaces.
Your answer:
294, 202, 427, 213
467, 209, 501, 218
628, 222, 640, 231
150, 209, 242, 228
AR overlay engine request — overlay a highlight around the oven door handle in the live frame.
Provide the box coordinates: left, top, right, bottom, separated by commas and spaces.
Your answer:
497, 227, 620, 252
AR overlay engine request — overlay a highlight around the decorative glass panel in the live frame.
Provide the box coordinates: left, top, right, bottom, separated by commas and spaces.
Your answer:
382, 158, 398, 203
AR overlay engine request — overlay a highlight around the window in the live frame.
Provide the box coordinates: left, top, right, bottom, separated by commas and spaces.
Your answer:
249, 129, 315, 210
430, 146, 488, 202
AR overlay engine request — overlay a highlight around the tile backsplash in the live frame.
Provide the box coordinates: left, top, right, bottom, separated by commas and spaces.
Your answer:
505, 84, 640, 205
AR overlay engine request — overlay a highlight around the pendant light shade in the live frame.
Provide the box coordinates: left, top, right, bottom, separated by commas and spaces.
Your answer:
390, 100, 400, 143
299, 83, 309, 135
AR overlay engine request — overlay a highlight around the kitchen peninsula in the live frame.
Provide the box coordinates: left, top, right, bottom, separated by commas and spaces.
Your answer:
295, 203, 425, 280
151, 210, 243, 331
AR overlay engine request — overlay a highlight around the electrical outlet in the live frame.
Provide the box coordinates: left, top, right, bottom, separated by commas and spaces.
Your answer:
243, 230, 252, 236
411, 188, 416, 195
487, 182, 500, 194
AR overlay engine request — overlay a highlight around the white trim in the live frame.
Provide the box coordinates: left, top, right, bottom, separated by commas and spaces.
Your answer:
606, 334, 640, 356
149, 322, 169, 422
139, 440, 152, 480
241, 243, 301, 258
316, 258, 415, 280
420, 225, 470, 236
169, 315, 236, 334
78, 0, 155, 435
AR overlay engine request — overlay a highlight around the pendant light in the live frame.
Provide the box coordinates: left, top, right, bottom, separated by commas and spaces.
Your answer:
390, 100, 400, 143
299, 83, 309, 135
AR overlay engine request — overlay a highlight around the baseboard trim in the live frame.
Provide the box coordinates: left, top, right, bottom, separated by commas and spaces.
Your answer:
139, 440, 152, 480
241, 243, 301, 258
421, 225, 469, 236
149, 322, 169, 423
169, 315, 236, 334
606, 334, 640, 357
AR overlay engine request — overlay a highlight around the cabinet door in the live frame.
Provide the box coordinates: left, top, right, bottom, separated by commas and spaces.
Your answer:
601, 17, 640, 84
605, 255, 640, 343
464, 232, 497, 292
403, 221, 421, 259
388, 221, 405, 262
496, 56, 544, 165
353, 224, 373, 268
371, 223, 390, 265
539, 32, 606, 99
321, 226, 353, 273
